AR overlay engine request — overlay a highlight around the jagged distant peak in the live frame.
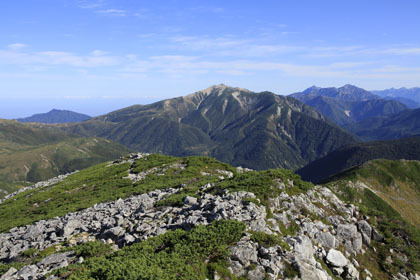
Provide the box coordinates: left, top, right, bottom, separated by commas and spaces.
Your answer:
199, 84, 252, 95
302, 85, 322, 93
186, 84, 253, 101
296, 84, 379, 102
338, 84, 369, 93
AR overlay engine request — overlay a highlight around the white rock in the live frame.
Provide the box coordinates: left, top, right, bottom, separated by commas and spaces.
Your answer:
326, 249, 348, 267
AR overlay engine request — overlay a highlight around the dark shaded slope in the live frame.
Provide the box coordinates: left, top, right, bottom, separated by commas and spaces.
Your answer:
345, 108, 420, 141
58, 85, 356, 170
296, 137, 420, 183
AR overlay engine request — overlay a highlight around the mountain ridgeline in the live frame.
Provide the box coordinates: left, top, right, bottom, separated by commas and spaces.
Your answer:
296, 136, 420, 183
1, 84, 420, 279
290, 85, 408, 126
57, 85, 356, 170
17, 109, 91, 124
344, 107, 420, 141
372, 87, 420, 108
325, 158, 420, 228
0, 119, 130, 198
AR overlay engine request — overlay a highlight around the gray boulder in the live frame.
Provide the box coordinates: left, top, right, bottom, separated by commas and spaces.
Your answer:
229, 260, 246, 277
318, 231, 337, 249
101, 226, 125, 241
60, 220, 81, 237
183, 196, 198, 206
344, 262, 360, 279
37, 251, 74, 270
247, 265, 265, 280
0, 267, 17, 280
230, 242, 258, 267
372, 228, 384, 242
337, 224, 358, 240
23, 224, 44, 241
357, 220, 372, 245
16, 265, 38, 280
326, 249, 348, 267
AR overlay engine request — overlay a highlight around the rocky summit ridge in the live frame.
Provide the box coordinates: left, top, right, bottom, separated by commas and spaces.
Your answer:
57, 85, 356, 170
1, 153, 419, 279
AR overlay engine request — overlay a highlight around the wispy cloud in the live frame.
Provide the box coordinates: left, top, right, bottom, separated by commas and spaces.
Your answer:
381, 47, 420, 55
0, 47, 119, 68
2, 38, 420, 88
8, 43, 26, 50
96, 9, 126, 16
77, 0, 105, 9
119, 55, 357, 79
169, 36, 302, 57
189, 6, 225, 13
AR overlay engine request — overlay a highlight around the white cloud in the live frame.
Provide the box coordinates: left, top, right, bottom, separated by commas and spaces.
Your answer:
119, 55, 356, 79
91, 50, 108, 56
381, 47, 420, 55
96, 9, 126, 16
77, 0, 105, 9
8, 43, 26, 50
0, 48, 119, 68
168, 36, 303, 57
38, 51, 118, 67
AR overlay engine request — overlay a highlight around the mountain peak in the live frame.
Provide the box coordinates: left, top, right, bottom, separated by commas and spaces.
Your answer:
302, 85, 321, 94
202, 84, 251, 93
338, 84, 365, 92
188, 84, 253, 100
17, 109, 91, 124
49, 109, 64, 113
201, 84, 230, 94
341, 83, 357, 88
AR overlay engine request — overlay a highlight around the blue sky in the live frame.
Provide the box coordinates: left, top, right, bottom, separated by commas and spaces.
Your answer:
1, 0, 420, 118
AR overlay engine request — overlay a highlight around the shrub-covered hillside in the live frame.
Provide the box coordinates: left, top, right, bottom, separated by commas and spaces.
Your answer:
326, 159, 420, 228
0, 153, 419, 279
0, 119, 130, 198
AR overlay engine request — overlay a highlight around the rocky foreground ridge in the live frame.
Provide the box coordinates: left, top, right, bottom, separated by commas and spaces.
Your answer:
0, 154, 419, 280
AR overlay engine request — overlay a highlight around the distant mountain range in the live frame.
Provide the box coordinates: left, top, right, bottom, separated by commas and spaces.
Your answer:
290, 85, 409, 126
372, 87, 420, 108
296, 136, 420, 183
292, 84, 378, 102
5, 84, 420, 184
17, 109, 91, 123
345, 107, 420, 141
57, 85, 356, 170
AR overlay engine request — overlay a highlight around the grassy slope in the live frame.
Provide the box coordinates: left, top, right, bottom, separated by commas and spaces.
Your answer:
0, 153, 313, 279
327, 159, 420, 228
297, 136, 420, 183
324, 161, 420, 276
2, 153, 420, 278
0, 119, 130, 198
0, 154, 312, 233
